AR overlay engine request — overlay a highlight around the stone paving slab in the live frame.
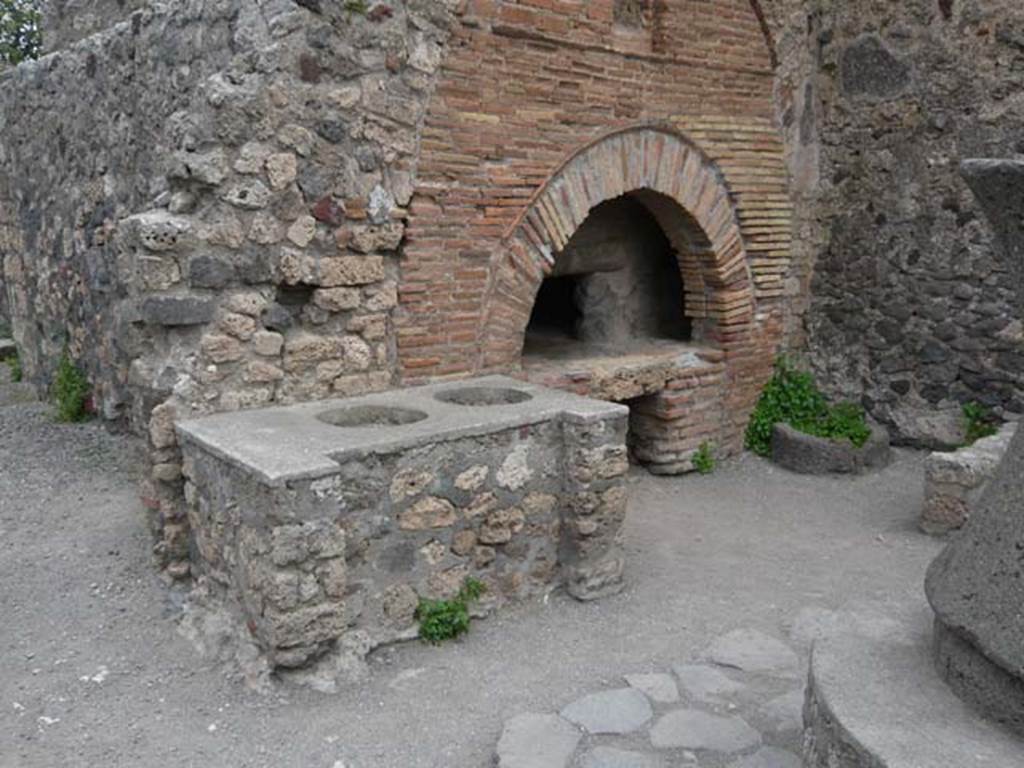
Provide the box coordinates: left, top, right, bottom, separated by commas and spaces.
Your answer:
673, 663, 747, 703
624, 673, 679, 704
496, 713, 581, 768
560, 688, 653, 735
649, 709, 761, 752
705, 629, 800, 677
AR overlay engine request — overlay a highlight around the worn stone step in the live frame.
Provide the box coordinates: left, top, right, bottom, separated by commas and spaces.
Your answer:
804, 609, 1024, 767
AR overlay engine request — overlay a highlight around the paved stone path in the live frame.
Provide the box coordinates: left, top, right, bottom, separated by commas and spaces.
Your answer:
495, 628, 805, 768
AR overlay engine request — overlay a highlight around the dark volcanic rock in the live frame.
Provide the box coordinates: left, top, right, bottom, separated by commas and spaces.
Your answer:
925, 159, 1024, 733
770, 422, 890, 476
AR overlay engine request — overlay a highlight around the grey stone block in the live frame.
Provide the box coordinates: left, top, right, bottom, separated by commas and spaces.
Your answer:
139, 296, 216, 327
560, 688, 653, 735
770, 423, 890, 476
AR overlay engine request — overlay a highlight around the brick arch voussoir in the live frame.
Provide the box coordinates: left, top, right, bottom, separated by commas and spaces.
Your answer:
483, 126, 756, 368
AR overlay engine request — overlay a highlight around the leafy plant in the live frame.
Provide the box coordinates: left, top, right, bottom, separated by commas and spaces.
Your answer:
1, 0, 41, 66
963, 401, 998, 445
692, 441, 715, 474
745, 358, 871, 456
52, 348, 91, 422
5, 352, 21, 382
416, 577, 486, 645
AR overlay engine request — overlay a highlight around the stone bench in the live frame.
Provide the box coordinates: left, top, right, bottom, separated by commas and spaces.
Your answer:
176, 376, 629, 669
921, 422, 1018, 535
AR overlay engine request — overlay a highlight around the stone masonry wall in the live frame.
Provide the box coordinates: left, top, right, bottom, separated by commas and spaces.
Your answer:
180, 409, 629, 669
0, 0, 458, 575
766, 0, 1024, 445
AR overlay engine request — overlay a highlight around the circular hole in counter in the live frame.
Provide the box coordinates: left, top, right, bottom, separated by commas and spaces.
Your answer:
434, 387, 534, 407
317, 405, 429, 428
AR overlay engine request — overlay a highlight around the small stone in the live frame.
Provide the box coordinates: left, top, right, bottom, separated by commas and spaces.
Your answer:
312, 196, 345, 226
271, 525, 309, 567
451, 530, 477, 556
253, 330, 284, 357
727, 747, 802, 768
317, 559, 347, 599
235, 141, 273, 174
454, 465, 489, 492
189, 255, 235, 289
261, 304, 293, 333
495, 713, 580, 768
390, 468, 434, 502
672, 664, 746, 703
220, 312, 256, 340
314, 287, 361, 312
222, 292, 267, 317
278, 124, 315, 157
497, 444, 532, 490
221, 180, 271, 210
473, 545, 496, 568
248, 213, 284, 244
559, 688, 653, 735
706, 629, 800, 677
201, 334, 244, 364
581, 747, 662, 768
398, 497, 457, 531
287, 215, 317, 248
246, 361, 284, 383
478, 507, 525, 545
523, 492, 558, 518
649, 710, 761, 753
625, 673, 679, 704
419, 540, 447, 566
341, 336, 372, 371
148, 403, 177, 449
265, 153, 298, 190
382, 584, 418, 627
151, 462, 182, 483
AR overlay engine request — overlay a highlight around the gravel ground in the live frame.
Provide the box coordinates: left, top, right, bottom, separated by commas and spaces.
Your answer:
0, 366, 946, 768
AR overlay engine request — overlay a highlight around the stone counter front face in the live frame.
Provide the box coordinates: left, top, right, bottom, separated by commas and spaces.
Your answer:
177, 377, 629, 668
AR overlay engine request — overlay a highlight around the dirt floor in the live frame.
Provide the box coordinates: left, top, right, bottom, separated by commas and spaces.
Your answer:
0, 367, 946, 768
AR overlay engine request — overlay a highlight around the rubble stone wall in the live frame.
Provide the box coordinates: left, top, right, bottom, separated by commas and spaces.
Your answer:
765, 0, 1024, 445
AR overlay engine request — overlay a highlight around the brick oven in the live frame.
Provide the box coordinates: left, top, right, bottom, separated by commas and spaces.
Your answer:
398, 1, 790, 473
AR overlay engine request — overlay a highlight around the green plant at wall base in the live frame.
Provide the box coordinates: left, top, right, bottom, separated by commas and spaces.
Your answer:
416, 577, 486, 645
6, 353, 21, 382
963, 401, 998, 445
693, 441, 715, 474
52, 350, 91, 422
745, 358, 871, 456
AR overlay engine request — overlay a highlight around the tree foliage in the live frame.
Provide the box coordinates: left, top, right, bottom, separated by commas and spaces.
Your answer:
1, 0, 41, 66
